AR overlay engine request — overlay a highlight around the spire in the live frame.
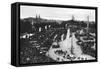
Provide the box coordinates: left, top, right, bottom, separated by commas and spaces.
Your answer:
87, 15, 89, 33
87, 15, 89, 22
36, 14, 37, 19
72, 15, 75, 21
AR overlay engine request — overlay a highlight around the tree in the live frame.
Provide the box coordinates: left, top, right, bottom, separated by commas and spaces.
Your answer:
20, 20, 32, 34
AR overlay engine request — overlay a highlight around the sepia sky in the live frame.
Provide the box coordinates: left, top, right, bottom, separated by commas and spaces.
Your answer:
20, 5, 95, 21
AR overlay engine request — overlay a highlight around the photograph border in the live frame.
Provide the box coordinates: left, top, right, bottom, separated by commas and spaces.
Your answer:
11, 2, 98, 67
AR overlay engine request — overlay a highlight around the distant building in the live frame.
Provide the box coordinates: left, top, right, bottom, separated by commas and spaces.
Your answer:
36, 14, 41, 22
72, 15, 75, 21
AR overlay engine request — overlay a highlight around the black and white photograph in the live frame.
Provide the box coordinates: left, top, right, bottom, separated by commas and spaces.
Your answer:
0, 0, 100, 68
18, 3, 97, 65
